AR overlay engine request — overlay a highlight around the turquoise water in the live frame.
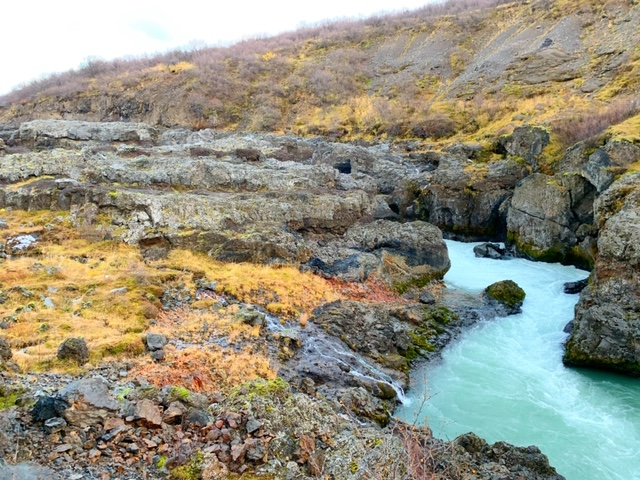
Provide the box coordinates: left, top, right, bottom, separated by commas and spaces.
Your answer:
396, 241, 640, 480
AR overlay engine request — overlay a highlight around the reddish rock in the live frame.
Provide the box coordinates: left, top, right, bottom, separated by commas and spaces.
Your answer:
134, 399, 163, 427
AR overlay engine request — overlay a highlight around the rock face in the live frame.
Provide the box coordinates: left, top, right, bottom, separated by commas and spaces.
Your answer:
416, 154, 530, 240
507, 173, 597, 268
564, 173, 640, 376
16, 119, 158, 148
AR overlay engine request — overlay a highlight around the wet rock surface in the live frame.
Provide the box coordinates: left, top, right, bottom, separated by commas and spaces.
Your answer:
564, 173, 640, 376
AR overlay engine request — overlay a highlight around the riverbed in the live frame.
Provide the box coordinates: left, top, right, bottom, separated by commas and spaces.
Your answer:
396, 241, 640, 480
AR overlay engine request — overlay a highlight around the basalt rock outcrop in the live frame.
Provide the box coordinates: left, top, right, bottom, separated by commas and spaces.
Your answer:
564, 172, 640, 376
507, 138, 640, 268
506, 172, 597, 268
414, 151, 530, 240
0, 121, 455, 288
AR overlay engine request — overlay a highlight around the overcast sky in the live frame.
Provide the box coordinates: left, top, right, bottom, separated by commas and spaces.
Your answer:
1, 0, 436, 95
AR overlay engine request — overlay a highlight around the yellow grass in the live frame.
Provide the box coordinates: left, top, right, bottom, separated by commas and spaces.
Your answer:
0, 209, 340, 374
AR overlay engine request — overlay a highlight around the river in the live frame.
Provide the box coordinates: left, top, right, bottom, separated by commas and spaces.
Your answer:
396, 241, 640, 480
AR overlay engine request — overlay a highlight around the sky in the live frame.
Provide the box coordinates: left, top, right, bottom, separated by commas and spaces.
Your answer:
0, 0, 436, 96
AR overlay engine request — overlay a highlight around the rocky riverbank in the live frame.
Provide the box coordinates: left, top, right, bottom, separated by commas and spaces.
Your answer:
1, 119, 638, 478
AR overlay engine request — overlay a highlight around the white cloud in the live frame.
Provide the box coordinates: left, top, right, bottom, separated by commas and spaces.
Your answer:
1, 0, 435, 95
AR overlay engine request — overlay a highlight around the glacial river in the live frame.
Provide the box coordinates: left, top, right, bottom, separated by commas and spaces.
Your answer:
396, 241, 640, 480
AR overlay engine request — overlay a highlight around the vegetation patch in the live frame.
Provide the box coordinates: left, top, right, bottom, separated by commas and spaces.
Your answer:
485, 280, 526, 308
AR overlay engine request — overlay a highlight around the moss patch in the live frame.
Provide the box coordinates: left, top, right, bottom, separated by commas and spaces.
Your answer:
485, 280, 526, 308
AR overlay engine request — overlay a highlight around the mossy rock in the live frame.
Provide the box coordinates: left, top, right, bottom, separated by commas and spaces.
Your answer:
423, 306, 459, 325
563, 339, 640, 377
484, 280, 526, 314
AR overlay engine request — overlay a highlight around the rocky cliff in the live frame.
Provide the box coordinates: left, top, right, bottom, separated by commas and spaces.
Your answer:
564, 172, 640, 375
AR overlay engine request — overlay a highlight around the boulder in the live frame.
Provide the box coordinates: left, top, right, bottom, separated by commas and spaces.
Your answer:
144, 333, 168, 351
473, 242, 506, 259
56, 337, 89, 365
483, 280, 526, 316
343, 219, 450, 289
311, 300, 413, 372
564, 173, 640, 376
563, 279, 588, 294
581, 149, 615, 193
496, 125, 550, 171
31, 396, 69, 422
0, 337, 11, 360
58, 376, 119, 427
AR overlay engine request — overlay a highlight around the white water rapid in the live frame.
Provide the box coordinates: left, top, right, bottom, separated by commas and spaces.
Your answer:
396, 241, 640, 480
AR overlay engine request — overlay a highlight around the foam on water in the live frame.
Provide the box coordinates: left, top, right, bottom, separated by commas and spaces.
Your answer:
396, 241, 640, 480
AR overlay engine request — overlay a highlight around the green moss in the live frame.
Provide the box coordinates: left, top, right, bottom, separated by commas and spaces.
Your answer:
424, 306, 458, 325
485, 280, 526, 308
393, 273, 438, 295
171, 451, 204, 480
508, 232, 595, 271
171, 386, 191, 402
376, 353, 409, 373
0, 390, 22, 410
230, 377, 290, 400
406, 331, 435, 360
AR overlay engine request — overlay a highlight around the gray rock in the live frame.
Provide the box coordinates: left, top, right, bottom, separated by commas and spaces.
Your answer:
17, 120, 157, 146
184, 408, 211, 428
44, 417, 67, 434
236, 309, 266, 327
56, 337, 89, 365
473, 242, 506, 259
0, 463, 61, 480
497, 125, 550, 171
418, 290, 436, 305
145, 333, 168, 351
483, 280, 526, 316
150, 350, 166, 362
31, 396, 69, 422
0, 337, 12, 360
507, 173, 596, 267
563, 279, 588, 294
58, 376, 119, 427
415, 155, 529, 240
581, 149, 615, 193
343, 219, 450, 288
246, 416, 262, 434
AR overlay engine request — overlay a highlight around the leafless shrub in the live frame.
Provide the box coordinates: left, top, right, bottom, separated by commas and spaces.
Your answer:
551, 97, 640, 148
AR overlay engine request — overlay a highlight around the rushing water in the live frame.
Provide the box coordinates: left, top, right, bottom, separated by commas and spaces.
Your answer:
396, 241, 640, 480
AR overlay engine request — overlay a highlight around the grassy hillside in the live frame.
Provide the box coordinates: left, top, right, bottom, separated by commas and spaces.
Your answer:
1, 0, 639, 150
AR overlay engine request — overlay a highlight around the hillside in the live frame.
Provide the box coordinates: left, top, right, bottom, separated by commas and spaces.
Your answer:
1, 1, 639, 479
1, 0, 639, 152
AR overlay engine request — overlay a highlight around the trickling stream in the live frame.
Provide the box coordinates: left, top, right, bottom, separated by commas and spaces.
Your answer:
396, 241, 640, 480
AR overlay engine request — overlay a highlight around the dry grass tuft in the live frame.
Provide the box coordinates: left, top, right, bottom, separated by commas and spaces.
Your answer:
127, 346, 276, 393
